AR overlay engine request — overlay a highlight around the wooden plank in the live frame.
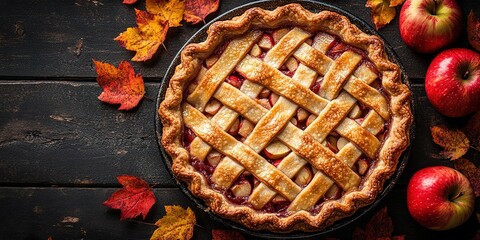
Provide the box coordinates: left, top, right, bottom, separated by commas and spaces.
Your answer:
0, 0, 477, 80
0, 187, 225, 240
0, 187, 476, 239
2, 81, 478, 188
0, 81, 175, 186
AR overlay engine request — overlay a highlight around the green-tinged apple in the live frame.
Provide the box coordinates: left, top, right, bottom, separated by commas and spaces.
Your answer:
399, 0, 462, 53
407, 166, 475, 231
425, 48, 480, 117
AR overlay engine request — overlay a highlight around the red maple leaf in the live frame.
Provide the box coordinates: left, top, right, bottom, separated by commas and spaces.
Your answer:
212, 229, 245, 240
123, 0, 138, 4
93, 60, 145, 110
103, 175, 156, 220
184, 0, 219, 25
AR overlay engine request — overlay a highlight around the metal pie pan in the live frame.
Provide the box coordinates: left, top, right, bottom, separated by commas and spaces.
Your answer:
155, 0, 414, 238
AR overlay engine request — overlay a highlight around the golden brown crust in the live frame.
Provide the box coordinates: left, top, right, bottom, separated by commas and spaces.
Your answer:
159, 3, 412, 232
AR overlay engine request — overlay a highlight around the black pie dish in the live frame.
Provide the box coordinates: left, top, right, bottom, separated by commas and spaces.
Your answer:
154, 0, 415, 238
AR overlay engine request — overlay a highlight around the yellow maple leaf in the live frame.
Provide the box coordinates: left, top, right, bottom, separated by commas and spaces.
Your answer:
430, 125, 470, 160
150, 205, 196, 240
146, 0, 185, 27
365, 0, 397, 30
115, 9, 169, 62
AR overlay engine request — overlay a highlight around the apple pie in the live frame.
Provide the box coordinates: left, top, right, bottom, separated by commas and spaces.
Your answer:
159, 3, 412, 232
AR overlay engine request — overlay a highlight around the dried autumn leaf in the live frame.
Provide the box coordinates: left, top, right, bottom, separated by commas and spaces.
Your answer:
123, 0, 138, 4
468, 10, 480, 52
430, 125, 470, 160
103, 175, 156, 220
353, 207, 404, 240
454, 158, 480, 197
389, 0, 405, 7
212, 229, 245, 240
115, 9, 169, 61
150, 205, 195, 240
184, 0, 219, 25
146, 0, 185, 27
366, 0, 397, 30
93, 60, 145, 110
465, 111, 480, 151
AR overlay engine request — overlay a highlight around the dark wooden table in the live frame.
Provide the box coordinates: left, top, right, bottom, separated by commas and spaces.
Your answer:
1, 0, 479, 239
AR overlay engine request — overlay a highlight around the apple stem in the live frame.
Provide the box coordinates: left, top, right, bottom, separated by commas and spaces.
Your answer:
432, 0, 437, 14
450, 191, 464, 201
463, 70, 470, 80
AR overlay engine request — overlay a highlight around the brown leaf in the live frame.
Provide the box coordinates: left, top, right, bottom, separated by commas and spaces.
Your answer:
212, 229, 245, 240
184, 0, 219, 25
454, 158, 480, 197
468, 10, 480, 52
366, 0, 397, 30
464, 111, 480, 151
146, 0, 185, 27
93, 60, 145, 110
353, 207, 394, 239
430, 125, 470, 160
115, 9, 170, 62
103, 175, 156, 220
150, 205, 196, 240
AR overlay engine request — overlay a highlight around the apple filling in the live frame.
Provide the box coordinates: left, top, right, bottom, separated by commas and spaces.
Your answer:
182, 29, 388, 215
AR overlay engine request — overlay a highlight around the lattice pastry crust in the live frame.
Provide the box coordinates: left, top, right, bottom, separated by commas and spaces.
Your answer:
159, 3, 412, 232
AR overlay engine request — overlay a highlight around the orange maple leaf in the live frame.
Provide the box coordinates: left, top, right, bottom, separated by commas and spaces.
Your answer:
468, 10, 480, 52
430, 125, 470, 160
365, 0, 400, 30
150, 205, 195, 240
93, 60, 145, 110
146, 0, 185, 27
103, 175, 156, 220
184, 0, 219, 25
115, 9, 169, 62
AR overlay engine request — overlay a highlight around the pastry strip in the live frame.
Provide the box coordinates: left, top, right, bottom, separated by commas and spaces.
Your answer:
319, 51, 362, 100
264, 27, 311, 68
183, 103, 301, 201
187, 30, 262, 111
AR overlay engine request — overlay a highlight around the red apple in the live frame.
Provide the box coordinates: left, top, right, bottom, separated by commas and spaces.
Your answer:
399, 0, 462, 53
425, 48, 480, 117
407, 166, 475, 230
263, 140, 290, 159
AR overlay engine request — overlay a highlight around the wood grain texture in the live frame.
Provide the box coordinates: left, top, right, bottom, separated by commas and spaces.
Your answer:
0, 81, 175, 186
1, 82, 478, 187
1, 0, 478, 80
0, 187, 477, 240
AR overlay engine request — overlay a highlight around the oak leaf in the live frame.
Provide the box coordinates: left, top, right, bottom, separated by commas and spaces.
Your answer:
150, 205, 195, 240
468, 10, 480, 52
93, 60, 145, 110
353, 207, 404, 240
365, 0, 398, 30
465, 111, 480, 151
430, 125, 470, 160
212, 229, 245, 240
454, 158, 480, 197
146, 0, 185, 27
184, 0, 219, 25
115, 9, 169, 61
103, 175, 156, 220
